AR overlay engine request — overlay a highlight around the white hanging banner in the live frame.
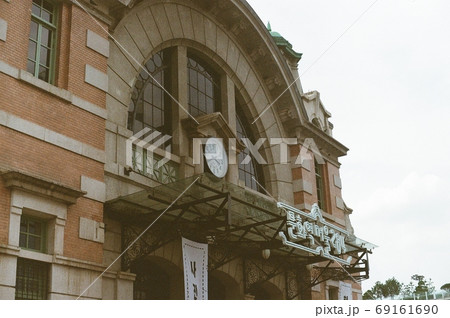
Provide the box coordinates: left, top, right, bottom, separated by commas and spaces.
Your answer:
182, 237, 208, 300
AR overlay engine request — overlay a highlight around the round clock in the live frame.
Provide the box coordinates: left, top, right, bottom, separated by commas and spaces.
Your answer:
204, 138, 228, 178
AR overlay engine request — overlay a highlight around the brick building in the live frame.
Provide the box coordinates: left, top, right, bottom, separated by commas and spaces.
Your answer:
0, 0, 374, 300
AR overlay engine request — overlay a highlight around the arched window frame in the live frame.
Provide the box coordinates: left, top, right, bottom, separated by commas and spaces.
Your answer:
128, 50, 172, 138
127, 49, 178, 184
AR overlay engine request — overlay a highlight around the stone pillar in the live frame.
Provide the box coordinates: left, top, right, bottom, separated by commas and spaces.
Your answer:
8, 205, 22, 247
221, 74, 239, 184
54, 218, 66, 255
0, 252, 18, 299
171, 46, 195, 178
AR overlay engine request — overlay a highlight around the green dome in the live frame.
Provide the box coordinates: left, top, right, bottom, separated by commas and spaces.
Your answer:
266, 22, 302, 61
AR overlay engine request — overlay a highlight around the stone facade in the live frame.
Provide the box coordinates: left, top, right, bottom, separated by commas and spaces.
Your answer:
0, 0, 367, 300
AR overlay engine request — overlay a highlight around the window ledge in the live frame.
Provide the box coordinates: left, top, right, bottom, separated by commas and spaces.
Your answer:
1, 170, 86, 205
18, 249, 53, 263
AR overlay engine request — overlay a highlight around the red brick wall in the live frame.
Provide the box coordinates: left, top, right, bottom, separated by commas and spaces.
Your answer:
0, 1, 31, 70
290, 144, 347, 228
0, 76, 105, 150
0, 1, 107, 264
66, 5, 108, 107
0, 128, 103, 189
64, 198, 104, 264
291, 144, 315, 208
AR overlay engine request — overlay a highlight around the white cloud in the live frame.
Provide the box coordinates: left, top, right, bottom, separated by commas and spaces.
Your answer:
247, 0, 450, 293
350, 172, 450, 291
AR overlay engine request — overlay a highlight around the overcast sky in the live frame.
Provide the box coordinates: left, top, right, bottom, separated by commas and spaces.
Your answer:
247, 0, 450, 292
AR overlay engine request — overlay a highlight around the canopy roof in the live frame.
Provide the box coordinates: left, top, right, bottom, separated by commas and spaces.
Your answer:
106, 173, 374, 276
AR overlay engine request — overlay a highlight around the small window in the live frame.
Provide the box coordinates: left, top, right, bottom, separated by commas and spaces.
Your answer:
188, 56, 219, 117
315, 159, 326, 210
27, 0, 57, 83
15, 258, 49, 300
19, 216, 47, 253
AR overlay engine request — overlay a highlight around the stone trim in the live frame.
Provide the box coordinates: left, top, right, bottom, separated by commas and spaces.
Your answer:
333, 175, 342, 189
81, 176, 106, 203
294, 203, 312, 212
336, 196, 345, 211
54, 255, 106, 272
0, 18, 7, 42
79, 217, 105, 243
103, 271, 136, 281
0, 109, 105, 163
0, 61, 107, 119
291, 156, 312, 171
292, 178, 313, 195
1, 170, 85, 205
333, 174, 342, 189
18, 249, 53, 263
85, 64, 108, 92
86, 29, 109, 57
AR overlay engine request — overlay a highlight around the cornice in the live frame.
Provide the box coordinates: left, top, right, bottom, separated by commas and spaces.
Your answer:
1, 170, 86, 205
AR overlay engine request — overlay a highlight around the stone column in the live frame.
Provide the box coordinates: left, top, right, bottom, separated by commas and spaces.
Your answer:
171, 46, 195, 178
0, 252, 18, 299
221, 74, 239, 184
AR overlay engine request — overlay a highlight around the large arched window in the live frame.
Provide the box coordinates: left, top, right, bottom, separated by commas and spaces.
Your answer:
188, 55, 219, 117
128, 50, 177, 184
236, 105, 264, 192
128, 50, 172, 138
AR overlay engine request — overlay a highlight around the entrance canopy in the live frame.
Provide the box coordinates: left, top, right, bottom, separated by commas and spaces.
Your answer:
105, 173, 374, 280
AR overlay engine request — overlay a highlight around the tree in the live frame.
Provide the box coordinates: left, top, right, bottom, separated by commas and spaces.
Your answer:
410, 274, 435, 295
363, 290, 374, 300
426, 279, 435, 294
411, 274, 424, 282
384, 277, 402, 299
372, 281, 385, 299
401, 282, 415, 298
441, 283, 450, 292
415, 280, 428, 294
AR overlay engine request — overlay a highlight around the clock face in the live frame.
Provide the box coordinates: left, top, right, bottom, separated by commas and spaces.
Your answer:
204, 138, 228, 178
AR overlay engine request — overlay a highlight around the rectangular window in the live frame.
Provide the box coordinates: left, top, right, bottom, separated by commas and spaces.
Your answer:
19, 215, 47, 253
315, 160, 326, 211
15, 258, 49, 300
132, 145, 178, 184
27, 0, 57, 83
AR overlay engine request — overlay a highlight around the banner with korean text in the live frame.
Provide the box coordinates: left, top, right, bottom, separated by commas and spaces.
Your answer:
182, 237, 208, 300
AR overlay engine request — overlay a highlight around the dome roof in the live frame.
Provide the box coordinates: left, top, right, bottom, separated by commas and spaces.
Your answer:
267, 22, 302, 61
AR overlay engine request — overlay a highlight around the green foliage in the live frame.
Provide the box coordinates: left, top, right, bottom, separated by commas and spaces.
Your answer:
384, 277, 402, 298
363, 290, 374, 300
364, 274, 436, 300
401, 282, 415, 297
440, 283, 450, 292
372, 281, 385, 299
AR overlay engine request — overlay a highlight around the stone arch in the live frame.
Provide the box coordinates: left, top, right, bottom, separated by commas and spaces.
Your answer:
107, 0, 295, 201
208, 269, 242, 300
130, 255, 184, 300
